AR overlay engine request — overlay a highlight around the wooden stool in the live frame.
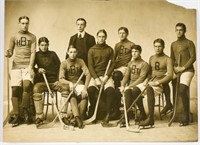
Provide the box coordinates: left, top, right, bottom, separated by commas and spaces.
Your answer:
43, 91, 58, 120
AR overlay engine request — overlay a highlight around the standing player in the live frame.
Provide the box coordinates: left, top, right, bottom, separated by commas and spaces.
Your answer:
87, 29, 115, 126
59, 45, 91, 129
111, 27, 135, 119
119, 45, 149, 127
170, 23, 196, 126
139, 38, 173, 127
32, 37, 61, 126
5, 16, 36, 127
66, 18, 96, 66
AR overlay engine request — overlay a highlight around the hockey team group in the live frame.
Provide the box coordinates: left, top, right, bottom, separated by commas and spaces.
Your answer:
5, 16, 196, 132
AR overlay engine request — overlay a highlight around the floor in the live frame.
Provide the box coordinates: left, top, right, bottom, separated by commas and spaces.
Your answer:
2, 96, 199, 144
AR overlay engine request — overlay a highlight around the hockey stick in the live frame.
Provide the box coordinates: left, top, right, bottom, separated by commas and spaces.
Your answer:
3, 58, 10, 127
84, 60, 111, 124
168, 54, 181, 127
104, 76, 156, 127
37, 72, 84, 129
122, 92, 140, 133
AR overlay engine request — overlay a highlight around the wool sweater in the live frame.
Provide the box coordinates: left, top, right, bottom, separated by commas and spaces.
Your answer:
8, 30, 36, 69
59, 58, 90, 84
34, 50, 60, 83
88, 43, 114, 79
114, 39, 135, 68
170, 36, 196, 72
121, 57, 149, 87
149, 53, 173, 84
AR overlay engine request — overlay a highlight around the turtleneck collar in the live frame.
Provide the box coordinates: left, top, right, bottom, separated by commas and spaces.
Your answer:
120, 38, 128, 42
132, 56, 142, 61
39, 50, 49, 54
155, 52, 165, 57
19, 30, 28, 34
177, 35, 186, 40
96, 42, 107, 48
67, 57, 76, 62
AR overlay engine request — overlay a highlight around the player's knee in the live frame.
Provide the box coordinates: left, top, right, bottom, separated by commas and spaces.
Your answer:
88, 86, 98, 95
33, 93, 43, 101
23, 80, 32, 92
33, 85, 43, 94
178, 84, 188, 96
112, 71, 123, 82
146, 86, 154, 94
61, 91, 70, 98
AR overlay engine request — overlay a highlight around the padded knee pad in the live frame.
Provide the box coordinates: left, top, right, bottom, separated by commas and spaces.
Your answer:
112, 71, 123, 87
61, 91, 70, 98
33, 93, 43, 101
112, 71, 123, 82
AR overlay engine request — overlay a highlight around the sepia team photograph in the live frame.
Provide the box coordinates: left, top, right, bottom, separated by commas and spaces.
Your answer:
0, 0, 199, 145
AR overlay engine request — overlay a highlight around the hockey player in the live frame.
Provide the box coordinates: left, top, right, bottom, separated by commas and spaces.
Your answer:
119, 45, 149, 127
32, 37, 61, 126
111, 27, 135, 119
59, 45, 91, 129
87, 29, 115, 126
170, 23, 196, 126
5, 16, 36, 127
139, 38, 173, 127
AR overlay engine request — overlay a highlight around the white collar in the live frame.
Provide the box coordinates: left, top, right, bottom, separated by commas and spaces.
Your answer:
78, 31, 85, 38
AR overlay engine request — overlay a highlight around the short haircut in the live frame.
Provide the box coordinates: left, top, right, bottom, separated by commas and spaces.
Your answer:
97, 29, 107, 38
153, 38, 165, 48
18, 16, 29, 23
68, 45, 78, 51
38, 37, 49, 45
118, 27, 129, 35
76, 18, 86, 25
176, 23, 186, 32
131, 45, 142, 52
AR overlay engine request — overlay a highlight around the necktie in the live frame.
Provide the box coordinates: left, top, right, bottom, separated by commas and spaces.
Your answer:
78, 34, 82, 39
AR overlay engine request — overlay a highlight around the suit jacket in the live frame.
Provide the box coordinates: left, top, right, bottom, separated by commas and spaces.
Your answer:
66, 32, 96, 65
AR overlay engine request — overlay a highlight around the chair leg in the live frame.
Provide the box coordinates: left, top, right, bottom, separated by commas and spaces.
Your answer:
158, 94, 162, 120
45, 92, 49, 120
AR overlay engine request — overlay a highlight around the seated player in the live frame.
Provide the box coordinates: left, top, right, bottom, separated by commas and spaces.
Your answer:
32, 37, 61, 126
120, 45, 149, 127
139, 38, 173, 128
59, 45, 91, 129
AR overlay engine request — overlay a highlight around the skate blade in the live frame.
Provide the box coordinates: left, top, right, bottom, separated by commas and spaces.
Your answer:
140, 125, 154, 129
36, 122, 44, 128
12, 123, 19, 128
101, 122, 118, 127
161, 110, 173, 117
63, 125, 75, 131
119, 124, 126, 128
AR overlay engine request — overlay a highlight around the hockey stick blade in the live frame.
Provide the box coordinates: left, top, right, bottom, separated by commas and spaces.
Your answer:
127, 126, 141, 133
84, 85, 104, 125
36, 118, 57, 129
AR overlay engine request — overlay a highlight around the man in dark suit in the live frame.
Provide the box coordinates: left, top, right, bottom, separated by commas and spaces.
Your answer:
66, 18, 96, 66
